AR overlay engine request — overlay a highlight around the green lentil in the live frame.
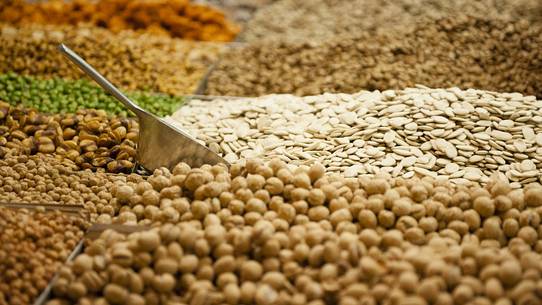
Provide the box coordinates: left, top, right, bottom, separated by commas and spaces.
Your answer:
0, 73, 184, 117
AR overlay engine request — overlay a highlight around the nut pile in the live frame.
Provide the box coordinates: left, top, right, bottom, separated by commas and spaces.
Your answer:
0, 0, 240, 42
0, 73, 184, 117
243, 0, 542, 42
0, 24, 225, 96
0, 153, 131, 221
0, 207, 88, 305
168, 87, 542, 187
47, 159, 542, 304
206, 17, 542, 97
0, 103, 139, 173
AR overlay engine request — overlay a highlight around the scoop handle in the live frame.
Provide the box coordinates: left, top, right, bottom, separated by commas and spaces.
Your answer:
58, 44, 146, 116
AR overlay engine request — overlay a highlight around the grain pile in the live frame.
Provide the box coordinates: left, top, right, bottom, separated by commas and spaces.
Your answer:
47, 158, 542, 305
0, 103, 139, 173
0, 153, 132, 222
168, 87, 542, 187
206, 17, 542, 98
0, 0, 239, 42
0, 207, 88, 305
243, 0, 542, 42
0, 24, 225, 95
0, 73, 184, 117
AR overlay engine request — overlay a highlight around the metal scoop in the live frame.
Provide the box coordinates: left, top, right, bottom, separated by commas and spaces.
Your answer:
58, 44, 228, 172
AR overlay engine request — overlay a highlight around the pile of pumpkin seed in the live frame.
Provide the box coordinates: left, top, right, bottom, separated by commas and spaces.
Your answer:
168, 86, 542, 187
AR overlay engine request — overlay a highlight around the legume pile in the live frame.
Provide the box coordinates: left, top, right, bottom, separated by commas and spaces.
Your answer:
3, 0, 542, 305
0, 24, 225, 96
206, 17, 542, 97
46, 159, 542, 305
0, 207, 88, 305
0, 73, 183, 117
0, 0, 240, 42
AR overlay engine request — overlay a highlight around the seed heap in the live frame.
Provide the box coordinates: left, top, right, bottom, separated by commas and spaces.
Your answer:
206, 17, 542, 97
0, 207, 88, 305
0, 103, 139, 173
168, 87, 542, 187
0, 24, 225, 96
243, 0, 542, 42
0, 73, 184, 117
47, 159, 542, 305
0, 0, 240, 42
0, 153, 132, 222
